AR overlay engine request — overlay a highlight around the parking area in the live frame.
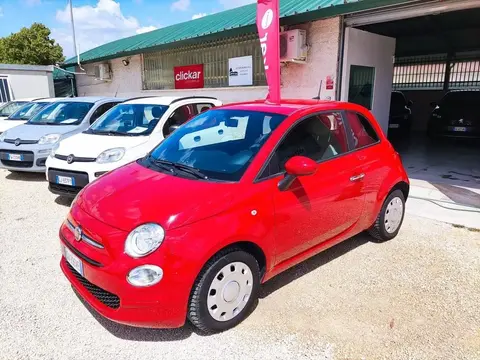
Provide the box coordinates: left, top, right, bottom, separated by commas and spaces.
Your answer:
0, 169, 479, 359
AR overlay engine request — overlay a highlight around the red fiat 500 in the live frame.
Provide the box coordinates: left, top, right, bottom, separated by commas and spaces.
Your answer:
60, 99, 409, 332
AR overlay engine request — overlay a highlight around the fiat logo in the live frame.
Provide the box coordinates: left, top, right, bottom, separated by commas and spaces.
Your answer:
14, 138, 21, 146
67, 155, 74, 164
459, 119, 464, 124
74, 226, 82, 242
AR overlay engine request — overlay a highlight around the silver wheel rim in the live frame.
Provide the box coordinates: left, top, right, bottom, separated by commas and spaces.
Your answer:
384, 197, 404, 234
207, 261, 253, 322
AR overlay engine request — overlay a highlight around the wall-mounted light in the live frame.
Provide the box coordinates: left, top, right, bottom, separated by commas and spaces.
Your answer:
122, 58, 130, 66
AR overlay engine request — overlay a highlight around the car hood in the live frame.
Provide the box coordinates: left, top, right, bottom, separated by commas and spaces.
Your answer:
0, 120, 27, 133
56, 133, 150, 158
77, 162, 238, 231
3, 123, 79, 141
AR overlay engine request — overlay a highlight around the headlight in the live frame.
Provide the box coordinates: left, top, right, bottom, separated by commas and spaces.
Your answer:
96, 147, 125, 164
0, 132, 6, 142
38, 133, 61, 145
127, 265, 163, 287
50, 143, 60, 157
124, 223, 165, 258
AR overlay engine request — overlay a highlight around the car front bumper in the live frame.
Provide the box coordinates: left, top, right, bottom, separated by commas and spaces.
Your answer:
429, 125, 480, 138
46, 156, 125, 197
59, 205, 191, 328
0, 142, 52, 172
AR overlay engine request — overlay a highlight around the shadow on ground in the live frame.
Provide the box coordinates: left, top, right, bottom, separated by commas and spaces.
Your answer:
55, 196, 73, 207
72, 232, 371, 340
5, 171, 46, 182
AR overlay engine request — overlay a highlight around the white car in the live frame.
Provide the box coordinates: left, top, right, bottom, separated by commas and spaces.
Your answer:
0, 98, 64, 134
46, 96, 222, 197
0, 98, 44, 123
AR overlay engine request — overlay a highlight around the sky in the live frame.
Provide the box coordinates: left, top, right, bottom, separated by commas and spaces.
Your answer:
0, 0, 256, 59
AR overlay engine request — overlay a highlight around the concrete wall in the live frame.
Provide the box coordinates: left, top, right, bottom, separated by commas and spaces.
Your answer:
0, 65, 54, 99
282, 17, 341, 101
341, 28, 396, 135
76, 17, 342, 103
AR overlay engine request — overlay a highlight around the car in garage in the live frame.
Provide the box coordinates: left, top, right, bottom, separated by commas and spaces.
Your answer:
0, 97, 123, 172
46, 96, 222, 197
388, 91, 413, 134
0, 98, 64, 135
59, 99, 409, 332
428, 90, 480, 138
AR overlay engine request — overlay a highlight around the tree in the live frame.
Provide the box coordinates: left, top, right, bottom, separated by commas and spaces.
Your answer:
0, 23, 65, 65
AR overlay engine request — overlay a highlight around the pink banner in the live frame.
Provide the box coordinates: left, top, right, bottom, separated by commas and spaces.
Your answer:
257, 0, 281, 104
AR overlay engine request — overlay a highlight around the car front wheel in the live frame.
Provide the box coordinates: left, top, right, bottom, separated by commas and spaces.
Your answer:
368, 189, 406, 242
188, 248, 260, 332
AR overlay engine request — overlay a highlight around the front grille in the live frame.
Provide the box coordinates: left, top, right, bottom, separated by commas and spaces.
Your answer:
0, 150, 34, 168
49, 183, 82, 196
66, 262, 120, 309
4, 138, 38, 145
55, 154, 96, 163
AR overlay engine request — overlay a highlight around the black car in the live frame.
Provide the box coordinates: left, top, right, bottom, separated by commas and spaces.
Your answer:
389, 91, 413, 134
428, 90, 480, 138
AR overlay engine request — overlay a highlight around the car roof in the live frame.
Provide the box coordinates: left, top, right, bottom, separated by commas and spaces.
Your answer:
220, 99, 349, 116
33, 97, 66, 103
12, 97, 45, 102
57, 96, 125, 103
124, 96, 219, 106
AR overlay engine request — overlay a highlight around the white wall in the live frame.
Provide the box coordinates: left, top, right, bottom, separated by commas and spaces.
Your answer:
0, 68, 54, 99
282, 17, 341, 101
341, 28, 396, 134
76, 17, 342, 103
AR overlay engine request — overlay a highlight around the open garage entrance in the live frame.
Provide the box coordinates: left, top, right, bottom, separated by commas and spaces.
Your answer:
341, 0, 480, 221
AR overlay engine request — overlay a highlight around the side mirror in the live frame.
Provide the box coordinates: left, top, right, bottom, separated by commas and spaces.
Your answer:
430, 101, 437, 108
407, 100, 413, 107
278, 156, 317, 191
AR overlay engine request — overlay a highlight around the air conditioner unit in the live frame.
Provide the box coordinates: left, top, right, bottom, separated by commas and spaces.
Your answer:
280, 29, 308, 63
94, 63, 111, 80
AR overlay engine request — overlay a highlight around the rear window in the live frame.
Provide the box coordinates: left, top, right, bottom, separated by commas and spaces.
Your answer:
345, 112, 379, 149
440, 92, 480, 108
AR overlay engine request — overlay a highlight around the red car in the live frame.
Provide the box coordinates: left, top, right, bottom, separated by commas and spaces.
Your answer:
60, 99, 409, 332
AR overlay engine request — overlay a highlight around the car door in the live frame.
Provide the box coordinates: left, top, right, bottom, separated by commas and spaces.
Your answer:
259, 111, 366, 265
344, 111, 386, 215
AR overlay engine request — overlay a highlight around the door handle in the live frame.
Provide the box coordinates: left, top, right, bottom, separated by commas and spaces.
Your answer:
350, 173, 365, 182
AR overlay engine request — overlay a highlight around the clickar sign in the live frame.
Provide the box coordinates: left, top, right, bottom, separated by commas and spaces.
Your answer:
174, 64, 204, 89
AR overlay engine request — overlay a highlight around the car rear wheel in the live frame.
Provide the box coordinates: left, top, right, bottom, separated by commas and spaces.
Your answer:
188, 248, 260, 333
368, 190, 406, 242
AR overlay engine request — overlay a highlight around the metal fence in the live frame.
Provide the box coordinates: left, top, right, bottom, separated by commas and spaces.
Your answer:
393, 53, 480, 90
142, 34, 266, 90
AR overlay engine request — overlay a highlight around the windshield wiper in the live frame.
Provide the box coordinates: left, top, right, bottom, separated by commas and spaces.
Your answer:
154, 159, 208, 179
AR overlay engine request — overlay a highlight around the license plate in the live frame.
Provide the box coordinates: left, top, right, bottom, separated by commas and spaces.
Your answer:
453, 126, 467, 132
56, 175, 75, 186
389, 124, 400, 129
64, 245, 84, 276
7, 154, 23, 161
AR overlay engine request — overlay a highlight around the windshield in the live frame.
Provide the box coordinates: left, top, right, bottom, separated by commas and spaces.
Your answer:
440, 91, 480, 108
86, 103, 168, 136
144, 109, 287, 181
7, 102, 49, 120
0, 101, 28, 117
27, 101, 94, 125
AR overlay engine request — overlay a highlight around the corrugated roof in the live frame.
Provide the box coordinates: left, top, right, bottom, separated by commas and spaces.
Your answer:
64, 0, 410, 65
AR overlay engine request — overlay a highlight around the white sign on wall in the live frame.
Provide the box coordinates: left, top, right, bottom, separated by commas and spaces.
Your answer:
228, 56, 253, 86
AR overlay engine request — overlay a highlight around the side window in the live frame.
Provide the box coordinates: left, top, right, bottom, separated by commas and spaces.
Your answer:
90, 102, 117, 124
345, 112, 379, 150
195, 103, 214, 114
263, 112, 348, 177
163, 104, 196, 137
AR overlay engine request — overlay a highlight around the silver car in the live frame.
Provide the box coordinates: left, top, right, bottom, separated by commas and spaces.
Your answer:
0, 97, 124, 172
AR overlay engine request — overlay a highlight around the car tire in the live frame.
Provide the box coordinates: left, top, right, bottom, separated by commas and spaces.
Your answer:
188, 248, 260, 333
368, 189, 406, 242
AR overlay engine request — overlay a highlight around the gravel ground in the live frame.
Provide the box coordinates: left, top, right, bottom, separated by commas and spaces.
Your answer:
0, 169, 479, 360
